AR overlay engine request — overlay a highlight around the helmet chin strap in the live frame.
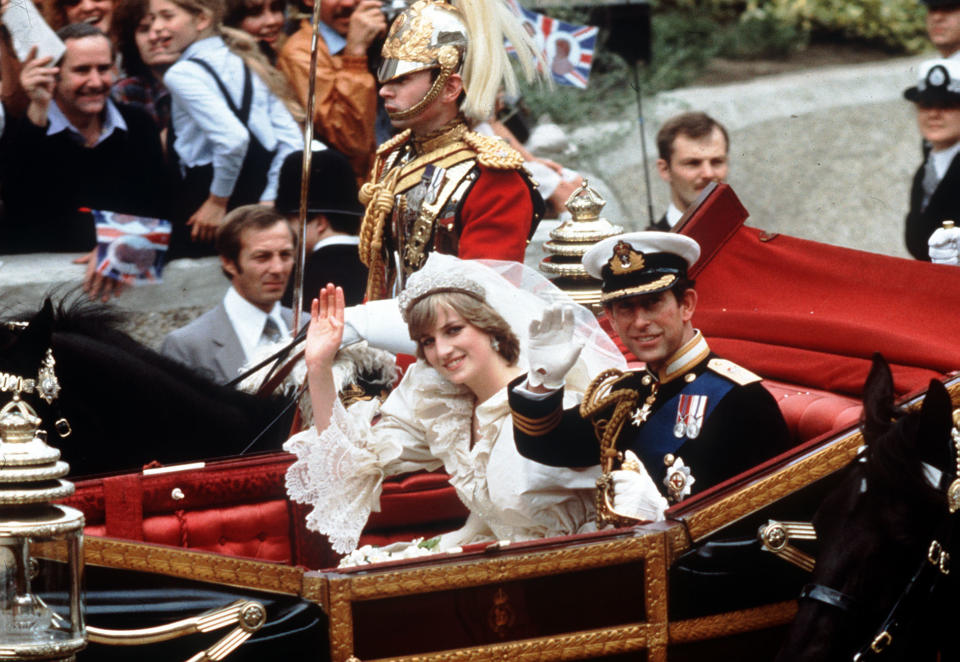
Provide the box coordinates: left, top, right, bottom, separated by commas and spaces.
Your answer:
386, 48, 460, 122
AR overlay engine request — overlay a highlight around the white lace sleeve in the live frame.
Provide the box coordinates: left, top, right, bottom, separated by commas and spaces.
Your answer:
283, 399, 388, 554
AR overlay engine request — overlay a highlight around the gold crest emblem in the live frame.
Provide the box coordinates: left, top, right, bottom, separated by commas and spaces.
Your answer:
608, 241, 645, 275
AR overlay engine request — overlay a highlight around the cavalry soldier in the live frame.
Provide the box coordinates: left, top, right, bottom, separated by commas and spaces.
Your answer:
357, 0, 545, 300
509, 232, 791, 520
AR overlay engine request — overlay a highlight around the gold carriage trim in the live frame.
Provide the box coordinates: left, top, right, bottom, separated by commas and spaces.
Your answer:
511, 407, 563, 437
601, 275, 678, 303
463, 132, 526, 170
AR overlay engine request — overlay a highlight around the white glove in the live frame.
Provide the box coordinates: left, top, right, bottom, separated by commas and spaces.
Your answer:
929, 223, 960, 265
341, 298, 417, 355
527, 304, 583, 390
611, 450, 668, 522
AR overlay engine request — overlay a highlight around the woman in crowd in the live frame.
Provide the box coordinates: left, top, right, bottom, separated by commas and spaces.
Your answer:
283, 254, 628, 557
112, 0, 176, 133
43, 0, 117, 37
147, 0, 302, 257
223, 0, 285, 63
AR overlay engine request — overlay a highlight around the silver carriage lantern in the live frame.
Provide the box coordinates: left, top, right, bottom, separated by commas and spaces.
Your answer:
0, 394, 85, 661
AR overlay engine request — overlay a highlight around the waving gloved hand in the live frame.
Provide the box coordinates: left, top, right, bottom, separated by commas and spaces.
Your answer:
526, 304, 583, 390
611, 450, 668, 522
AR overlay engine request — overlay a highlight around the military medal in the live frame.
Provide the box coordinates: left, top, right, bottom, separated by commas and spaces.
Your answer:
663, 454, 695, 503
674, 394, 707, 439
630, 381, 658, 427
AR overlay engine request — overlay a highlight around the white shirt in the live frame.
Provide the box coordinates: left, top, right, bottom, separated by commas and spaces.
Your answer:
222, 286, 290, 361
312, 234, 359, 253
164, 36, 303, 200
319, 21, 345, 55
930, 140, 960, 180
665, 202, 684, 228
47, 97, 127, 146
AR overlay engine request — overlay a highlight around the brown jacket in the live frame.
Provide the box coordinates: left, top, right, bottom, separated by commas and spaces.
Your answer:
276, 20, 377, 182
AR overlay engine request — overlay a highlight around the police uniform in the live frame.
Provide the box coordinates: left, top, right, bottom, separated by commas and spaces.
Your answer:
509, 233, 791, 502
903, 59, 960, 260
356, 0, 545, 300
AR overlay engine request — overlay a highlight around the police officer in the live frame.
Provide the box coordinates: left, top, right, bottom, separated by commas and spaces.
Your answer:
509, 232, 791, 520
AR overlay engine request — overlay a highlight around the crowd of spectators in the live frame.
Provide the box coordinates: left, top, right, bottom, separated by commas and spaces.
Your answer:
0, 0, 372, 264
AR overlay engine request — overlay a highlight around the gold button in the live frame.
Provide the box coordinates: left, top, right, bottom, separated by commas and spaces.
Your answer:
685, 373, 696, 383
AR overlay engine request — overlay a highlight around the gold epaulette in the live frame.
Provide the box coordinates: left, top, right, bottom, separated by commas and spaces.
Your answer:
462, 131, 526, 170
376, 129, 411, 156
707, 358, 762, 386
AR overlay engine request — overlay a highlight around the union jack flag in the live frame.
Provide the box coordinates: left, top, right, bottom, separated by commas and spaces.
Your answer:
505, 0, 599, 89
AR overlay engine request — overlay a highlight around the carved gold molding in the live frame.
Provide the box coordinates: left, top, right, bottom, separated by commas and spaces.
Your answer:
668, 600, 798, 643
34, 537, 304, 596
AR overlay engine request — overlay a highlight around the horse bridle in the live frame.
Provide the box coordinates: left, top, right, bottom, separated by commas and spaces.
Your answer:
800, 422, 960, 661
0, 345, 71, 438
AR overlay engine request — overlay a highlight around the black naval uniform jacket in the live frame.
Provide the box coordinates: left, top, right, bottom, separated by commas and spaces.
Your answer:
905, 149, 960, 261
509, 353, 791, 497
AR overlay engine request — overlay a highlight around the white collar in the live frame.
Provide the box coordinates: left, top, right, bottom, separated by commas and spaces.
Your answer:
658, 330, 710, 383
312, 234, 359, 253
223, 286, 289, 359
930, 141, 960, 180
665, 202, 684, 228
47, 98, 127, 146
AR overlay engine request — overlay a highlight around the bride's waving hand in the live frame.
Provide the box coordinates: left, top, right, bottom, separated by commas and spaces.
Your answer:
304, 284, 345, 426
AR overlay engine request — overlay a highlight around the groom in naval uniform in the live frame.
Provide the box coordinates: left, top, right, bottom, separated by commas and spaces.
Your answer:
161, 206, 297, 384
509, 232, 790, 514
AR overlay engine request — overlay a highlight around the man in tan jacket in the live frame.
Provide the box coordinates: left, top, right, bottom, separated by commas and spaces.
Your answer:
277, 0, 386, 181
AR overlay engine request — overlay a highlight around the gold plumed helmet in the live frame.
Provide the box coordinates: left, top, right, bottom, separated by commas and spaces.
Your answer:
377, 0, 468, 121
377, 0, 545, 122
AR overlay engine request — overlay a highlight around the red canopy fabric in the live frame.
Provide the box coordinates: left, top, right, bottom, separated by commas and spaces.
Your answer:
692, 226, 960, 396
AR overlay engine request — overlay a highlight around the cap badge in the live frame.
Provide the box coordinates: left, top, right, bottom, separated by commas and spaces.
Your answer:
930, 65, 948, 88
609, 241, 645, 275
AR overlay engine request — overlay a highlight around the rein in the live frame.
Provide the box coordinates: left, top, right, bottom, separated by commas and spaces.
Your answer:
801, 434, 960, 660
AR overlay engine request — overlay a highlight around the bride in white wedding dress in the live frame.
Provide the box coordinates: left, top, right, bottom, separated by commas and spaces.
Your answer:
283, 254, 625, 557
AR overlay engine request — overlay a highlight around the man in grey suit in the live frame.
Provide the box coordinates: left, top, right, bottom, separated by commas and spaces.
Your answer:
161, 205, 297, 384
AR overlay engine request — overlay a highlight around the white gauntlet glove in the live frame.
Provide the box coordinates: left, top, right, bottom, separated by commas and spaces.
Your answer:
928, 222, 960, 265
611, 450, 668, 522
526, 305, 583, 390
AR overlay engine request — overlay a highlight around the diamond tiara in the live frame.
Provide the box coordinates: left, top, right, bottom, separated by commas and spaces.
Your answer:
397, 271, 486, 322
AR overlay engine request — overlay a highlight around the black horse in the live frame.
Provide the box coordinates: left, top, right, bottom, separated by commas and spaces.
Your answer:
0, 295, 295, 477
776, 355, 960, 662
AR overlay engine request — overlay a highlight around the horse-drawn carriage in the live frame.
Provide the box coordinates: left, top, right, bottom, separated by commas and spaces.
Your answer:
4, 185, 960, 661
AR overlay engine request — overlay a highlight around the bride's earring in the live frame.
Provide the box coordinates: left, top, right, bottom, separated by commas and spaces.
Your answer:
491, 337, 500, 353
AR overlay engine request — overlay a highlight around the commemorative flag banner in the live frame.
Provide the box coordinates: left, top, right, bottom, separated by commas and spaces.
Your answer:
90, 210, 172, 285
506, 0, 599, 89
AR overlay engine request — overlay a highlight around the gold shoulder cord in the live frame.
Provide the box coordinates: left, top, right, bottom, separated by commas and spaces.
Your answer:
358, 132, 411, 300
579, 369, 648, 528
579, 369, 637, 473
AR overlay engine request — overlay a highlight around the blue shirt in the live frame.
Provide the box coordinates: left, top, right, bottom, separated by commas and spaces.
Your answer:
164, 36, 303, 200
47, 97, 127, 146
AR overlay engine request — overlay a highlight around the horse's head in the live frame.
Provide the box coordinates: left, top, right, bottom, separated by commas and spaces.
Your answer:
0, 298, 56, 380
777, 354, 957, 662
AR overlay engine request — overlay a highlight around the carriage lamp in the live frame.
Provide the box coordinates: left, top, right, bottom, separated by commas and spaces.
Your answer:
0, 394, 85, 661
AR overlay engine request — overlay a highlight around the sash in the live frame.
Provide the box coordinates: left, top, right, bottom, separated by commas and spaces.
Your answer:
629, 370, 736, 474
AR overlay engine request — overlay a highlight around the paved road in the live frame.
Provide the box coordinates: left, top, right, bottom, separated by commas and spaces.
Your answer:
564, 55, 927, 258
